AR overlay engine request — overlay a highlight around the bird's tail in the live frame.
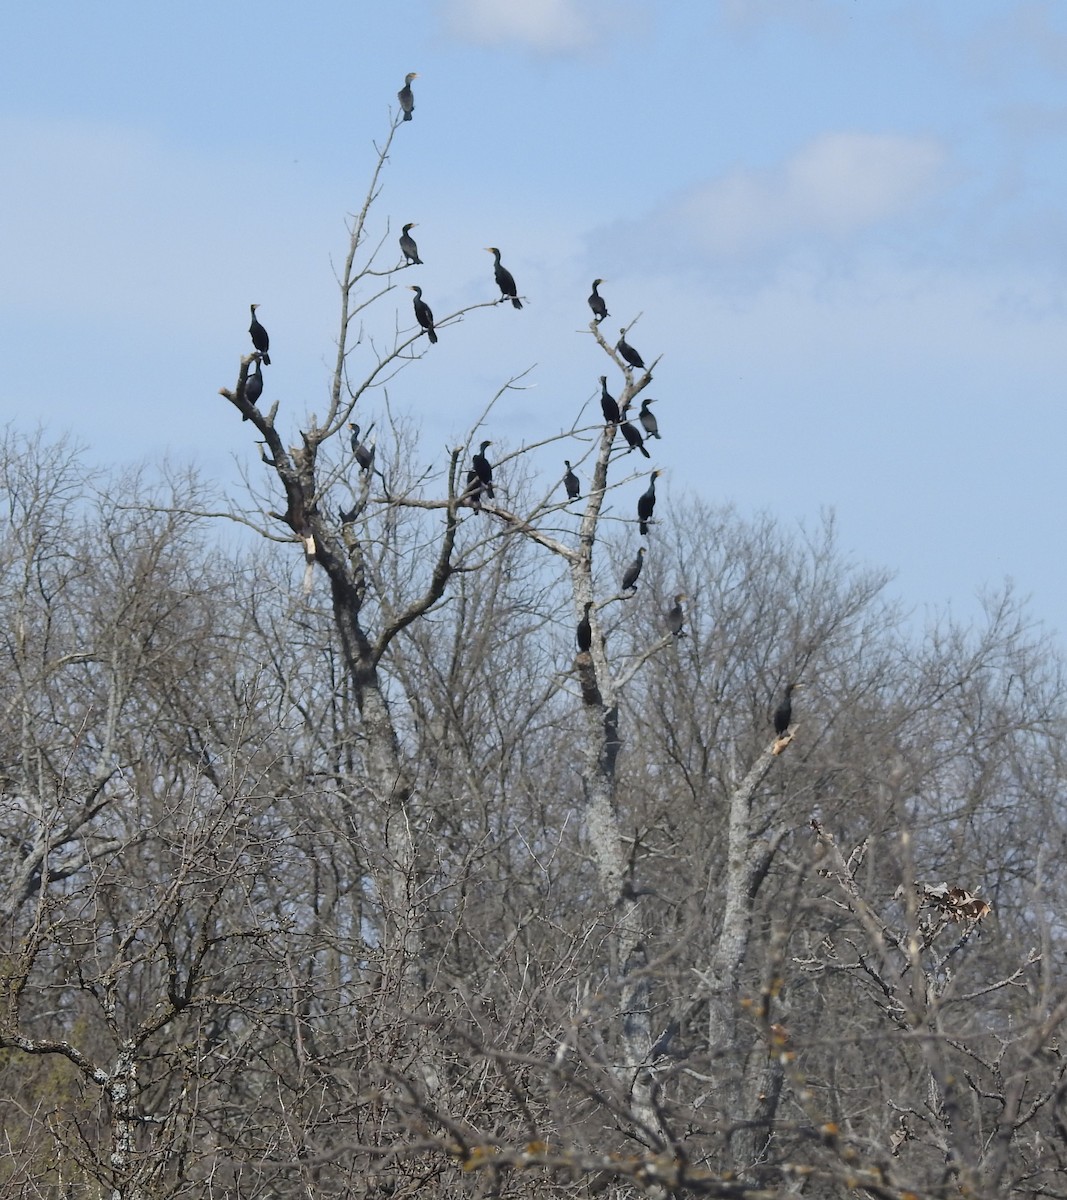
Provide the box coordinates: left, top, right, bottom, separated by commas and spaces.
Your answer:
639, 444, 651, 459
403, 111, 412, 121
511, 298, 523, 309
262, 353, 271, 366
427, 329, 438, 344
640, 519, 649, 535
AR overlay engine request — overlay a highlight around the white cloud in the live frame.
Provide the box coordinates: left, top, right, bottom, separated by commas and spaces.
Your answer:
443, 0, 596, 52
675, 132, 948, 258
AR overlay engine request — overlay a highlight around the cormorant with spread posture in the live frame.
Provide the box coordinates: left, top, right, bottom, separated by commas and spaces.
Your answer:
398, 73, 418, 121
622, 547, 646, 591
666, 594, 688, 638
620, 415, 651, 458
637, 470, 660, 535
563, 461, 580, 501
409, 286, 437, 343
472, 440, 494, 499
347, 423, 374, 472
399, 223, 422, 265
588, 279, 608, 323
577, 601, 594, 653
243, 358, 263, 420
486, 247, 522, 308
617, 330, 645, 371
599, 376, 620, 425
774, 682, 802, 737
638, 398, 661, 439
249, 305, 270, 365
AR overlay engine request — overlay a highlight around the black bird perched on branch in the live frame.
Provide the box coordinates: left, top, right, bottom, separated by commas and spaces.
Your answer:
599, 377, 620, 425
398, 73, 418, 121
622, 547, 646, 592
408, 286, 437, 343
638, 398, 660, 439
637, 470, 660, 535
563, 461, 580, 501
588, 279, 608, 323
249, 305, 270, 365
576, 601, 594, 653
399, 223, 422, 265
485, 247, 522, 309
774, 682, 803, 737
464, 470, 483, 510
242, 358, 263, 420
347, 423, 375, 472
620, 415, 651, 458
617, 330, 645, 371
472, 440, 494, 499
666, 594, 688, 638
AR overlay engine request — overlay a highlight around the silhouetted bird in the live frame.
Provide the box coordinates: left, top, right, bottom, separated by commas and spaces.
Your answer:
243, 358, 263, 420
347, 423, 374, 472
485, 247, 522, 308
398, 73, 418, 121
620, 418, 651, 458
399, 222, 422, 265
472, 440, 494, 499
622, 547, 646, 591
638, 398, 661, 439
576, 601, 594, 653
249, 304, 270, 365
666, 594, 688, 638
409, 286, 437, 343
588, 279, 608, 323
599, 376, 620, 425
563, 460, 580, 501
617, 330, 645, 371
637, 470, 659, 536
465, 469, 483, 510
774, 682, 802, 737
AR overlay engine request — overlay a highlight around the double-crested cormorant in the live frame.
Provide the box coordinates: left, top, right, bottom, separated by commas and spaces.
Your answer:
599, 376, 620, 425
576, 601, 593, 653
563, 460, 580, 501
399, 223, 422, 265
666, 593, 688, 638
243, 358, 263, 420
249, 304, 270, 365
409, 286, 437, 343
588, 279, 608, 323
637, 470, 659, 535
472, 440, 494, 499
617, 329, 645, 371
639, 398, 661, 439
622, 546, 646, 591
347, 423, 374, 471
398, 73, 418, 121
620, 417, 651, 458
774, 682, 802, 737
465, 469, 483, 510
485, 247, 522, 309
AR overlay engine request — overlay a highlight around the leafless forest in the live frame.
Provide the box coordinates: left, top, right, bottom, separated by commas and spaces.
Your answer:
3, 104, 1067, 1200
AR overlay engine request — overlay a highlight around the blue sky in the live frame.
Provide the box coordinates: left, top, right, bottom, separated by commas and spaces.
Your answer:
2, 0, 1066, 634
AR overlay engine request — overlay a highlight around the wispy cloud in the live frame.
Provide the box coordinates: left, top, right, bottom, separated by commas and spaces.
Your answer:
442, 0, 598, 53
605, 132, 948, 269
